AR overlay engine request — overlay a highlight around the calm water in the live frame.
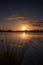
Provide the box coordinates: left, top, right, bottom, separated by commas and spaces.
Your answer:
0, 32, 43, 65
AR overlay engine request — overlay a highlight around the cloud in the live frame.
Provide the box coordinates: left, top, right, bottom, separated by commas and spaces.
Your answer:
8, 16, 25, 21
7, 16, 30, 25
0, 15, 43, 30
31, 20, 43, 27
7, 16, 43, 30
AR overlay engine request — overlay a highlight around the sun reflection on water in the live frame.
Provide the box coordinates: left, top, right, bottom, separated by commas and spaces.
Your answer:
22, 32, 25, 38
0, 32, 43, 47
20, 32, 29, 40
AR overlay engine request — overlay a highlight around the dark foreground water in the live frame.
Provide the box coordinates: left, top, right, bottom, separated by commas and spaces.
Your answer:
0, 32, 43, 65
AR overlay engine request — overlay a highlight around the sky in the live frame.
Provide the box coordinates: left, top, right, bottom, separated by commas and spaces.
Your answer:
0, 0, 43, 30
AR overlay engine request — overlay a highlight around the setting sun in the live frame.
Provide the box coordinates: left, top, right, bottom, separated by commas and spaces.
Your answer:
18, 24, 31, 31
22, 27, 26, 30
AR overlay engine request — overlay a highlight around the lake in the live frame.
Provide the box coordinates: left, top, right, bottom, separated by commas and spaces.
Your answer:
0, 32, 43, 65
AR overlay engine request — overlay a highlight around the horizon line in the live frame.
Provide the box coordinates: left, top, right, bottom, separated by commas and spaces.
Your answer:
0, 29, 43, 32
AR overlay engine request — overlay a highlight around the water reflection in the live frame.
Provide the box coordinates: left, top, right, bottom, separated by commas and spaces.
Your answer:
22, 32, 25, 38
0, 32, 43, 65
20, 32, 29, 40
0, 32, 43, 41
0, 32, 43, 47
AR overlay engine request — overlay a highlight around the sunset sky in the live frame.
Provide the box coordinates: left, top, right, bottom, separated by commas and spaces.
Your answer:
0, 0, 43, 30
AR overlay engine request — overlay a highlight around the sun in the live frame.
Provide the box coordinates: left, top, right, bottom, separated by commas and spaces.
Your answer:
22, 27, 26, 31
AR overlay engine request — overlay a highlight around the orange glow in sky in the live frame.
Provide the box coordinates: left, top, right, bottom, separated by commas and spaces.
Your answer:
18, 24, 29, 31
21, 26, 26, 30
